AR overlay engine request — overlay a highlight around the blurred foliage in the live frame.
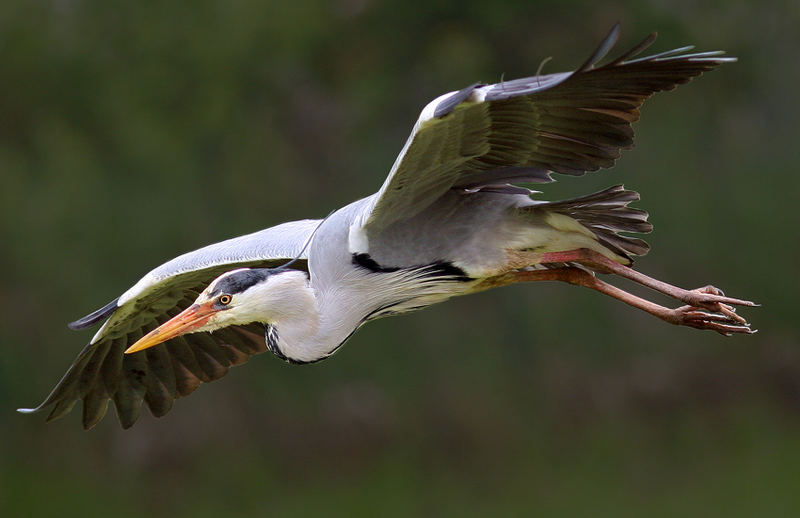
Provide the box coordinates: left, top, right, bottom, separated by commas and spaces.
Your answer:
2, 0, 799, 516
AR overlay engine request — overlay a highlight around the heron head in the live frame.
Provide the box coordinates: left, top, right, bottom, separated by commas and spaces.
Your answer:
124, 267, 305, 354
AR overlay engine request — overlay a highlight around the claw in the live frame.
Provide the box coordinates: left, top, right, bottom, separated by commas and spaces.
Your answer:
670, 303, 754, 335
683, 310, 744, 323
717, 304, 747, 325
684, 286, 759, 310
702, 321, 756, 335
697, 285, 724, 296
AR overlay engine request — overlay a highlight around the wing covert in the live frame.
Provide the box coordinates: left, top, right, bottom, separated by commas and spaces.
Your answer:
360, 25, 735, 232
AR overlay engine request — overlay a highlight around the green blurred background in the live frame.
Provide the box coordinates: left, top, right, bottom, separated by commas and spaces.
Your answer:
2, 0, 799, 516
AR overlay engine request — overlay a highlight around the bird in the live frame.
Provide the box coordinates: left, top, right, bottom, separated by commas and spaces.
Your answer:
19, 24, 757, 430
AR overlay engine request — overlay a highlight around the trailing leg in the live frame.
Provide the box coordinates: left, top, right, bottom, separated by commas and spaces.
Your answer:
527, 248, 757, 311
481, 266, 755, 335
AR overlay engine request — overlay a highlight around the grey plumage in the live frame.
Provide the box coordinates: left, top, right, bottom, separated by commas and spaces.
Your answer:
20, 24, 751, 430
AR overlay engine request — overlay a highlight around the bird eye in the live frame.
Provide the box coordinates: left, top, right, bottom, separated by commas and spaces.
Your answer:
218, 294, 232, 305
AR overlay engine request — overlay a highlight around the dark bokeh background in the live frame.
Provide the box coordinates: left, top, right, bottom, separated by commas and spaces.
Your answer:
2, 0, 799, 516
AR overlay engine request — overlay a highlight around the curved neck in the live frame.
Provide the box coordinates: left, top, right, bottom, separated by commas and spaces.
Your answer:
264, 266, 470, 363
264, 271, 364, 364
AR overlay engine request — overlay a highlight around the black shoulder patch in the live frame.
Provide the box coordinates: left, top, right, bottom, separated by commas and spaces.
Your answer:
352, 253, 471, 282
352, 253, 400, 273
210, 268, 275, 296
422, 261, 471, 282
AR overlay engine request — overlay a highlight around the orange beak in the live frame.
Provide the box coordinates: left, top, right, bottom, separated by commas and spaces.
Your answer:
124, 301, 218, 354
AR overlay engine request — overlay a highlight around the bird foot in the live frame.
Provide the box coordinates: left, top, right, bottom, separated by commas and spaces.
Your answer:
669, 285, 758, 336
681, 285, 757, 310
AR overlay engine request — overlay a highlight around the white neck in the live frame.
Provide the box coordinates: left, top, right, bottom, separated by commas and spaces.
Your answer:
233, 267, 469, 363
250, 270, 364, 363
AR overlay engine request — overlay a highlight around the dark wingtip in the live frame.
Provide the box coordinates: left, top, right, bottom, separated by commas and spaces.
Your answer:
575, 23, 622, 73
607, 31, 658, 66
434, 82, 482, 118
68, 297, 119, 330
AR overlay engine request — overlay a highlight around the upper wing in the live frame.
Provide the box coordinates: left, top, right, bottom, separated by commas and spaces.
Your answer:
19, 219, 320, 429
359, 25, 735, 232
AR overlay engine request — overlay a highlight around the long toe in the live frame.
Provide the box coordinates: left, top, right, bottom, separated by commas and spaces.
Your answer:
684, 286, 759, 310
671, 305, 756, 336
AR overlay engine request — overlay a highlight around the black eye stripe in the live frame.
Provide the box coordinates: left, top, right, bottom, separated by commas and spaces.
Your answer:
209, 269, 274, 297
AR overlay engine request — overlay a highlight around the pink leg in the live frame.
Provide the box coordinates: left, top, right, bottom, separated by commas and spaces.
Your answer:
531, 248, 757, 309
486, 265, 756, 335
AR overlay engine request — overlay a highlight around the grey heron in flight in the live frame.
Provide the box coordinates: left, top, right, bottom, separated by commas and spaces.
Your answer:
20, 25, 756, 429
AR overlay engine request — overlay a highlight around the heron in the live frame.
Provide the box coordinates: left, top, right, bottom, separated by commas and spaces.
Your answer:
20, 25, 756, 430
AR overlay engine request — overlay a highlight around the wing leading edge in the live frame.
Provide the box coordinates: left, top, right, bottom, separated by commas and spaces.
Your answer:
20, 219, 320, 429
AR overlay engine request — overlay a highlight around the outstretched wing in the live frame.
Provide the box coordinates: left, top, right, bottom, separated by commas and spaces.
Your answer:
19, 219, 320, 429
359, 24, 735, 232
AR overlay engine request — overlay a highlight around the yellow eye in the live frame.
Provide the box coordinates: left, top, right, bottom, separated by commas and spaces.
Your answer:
218, 294, 232, 305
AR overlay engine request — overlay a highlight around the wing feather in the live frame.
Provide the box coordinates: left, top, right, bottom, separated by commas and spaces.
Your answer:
145, 341, 177, 398
82, 383, 110, 430
20, 219, 319, 429
361, 25, 735, 231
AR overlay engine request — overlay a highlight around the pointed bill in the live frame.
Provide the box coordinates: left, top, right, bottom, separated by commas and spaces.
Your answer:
125, 302, 217, 354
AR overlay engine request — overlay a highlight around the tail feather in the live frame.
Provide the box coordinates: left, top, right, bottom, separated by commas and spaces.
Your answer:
539, 184, 653, 260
